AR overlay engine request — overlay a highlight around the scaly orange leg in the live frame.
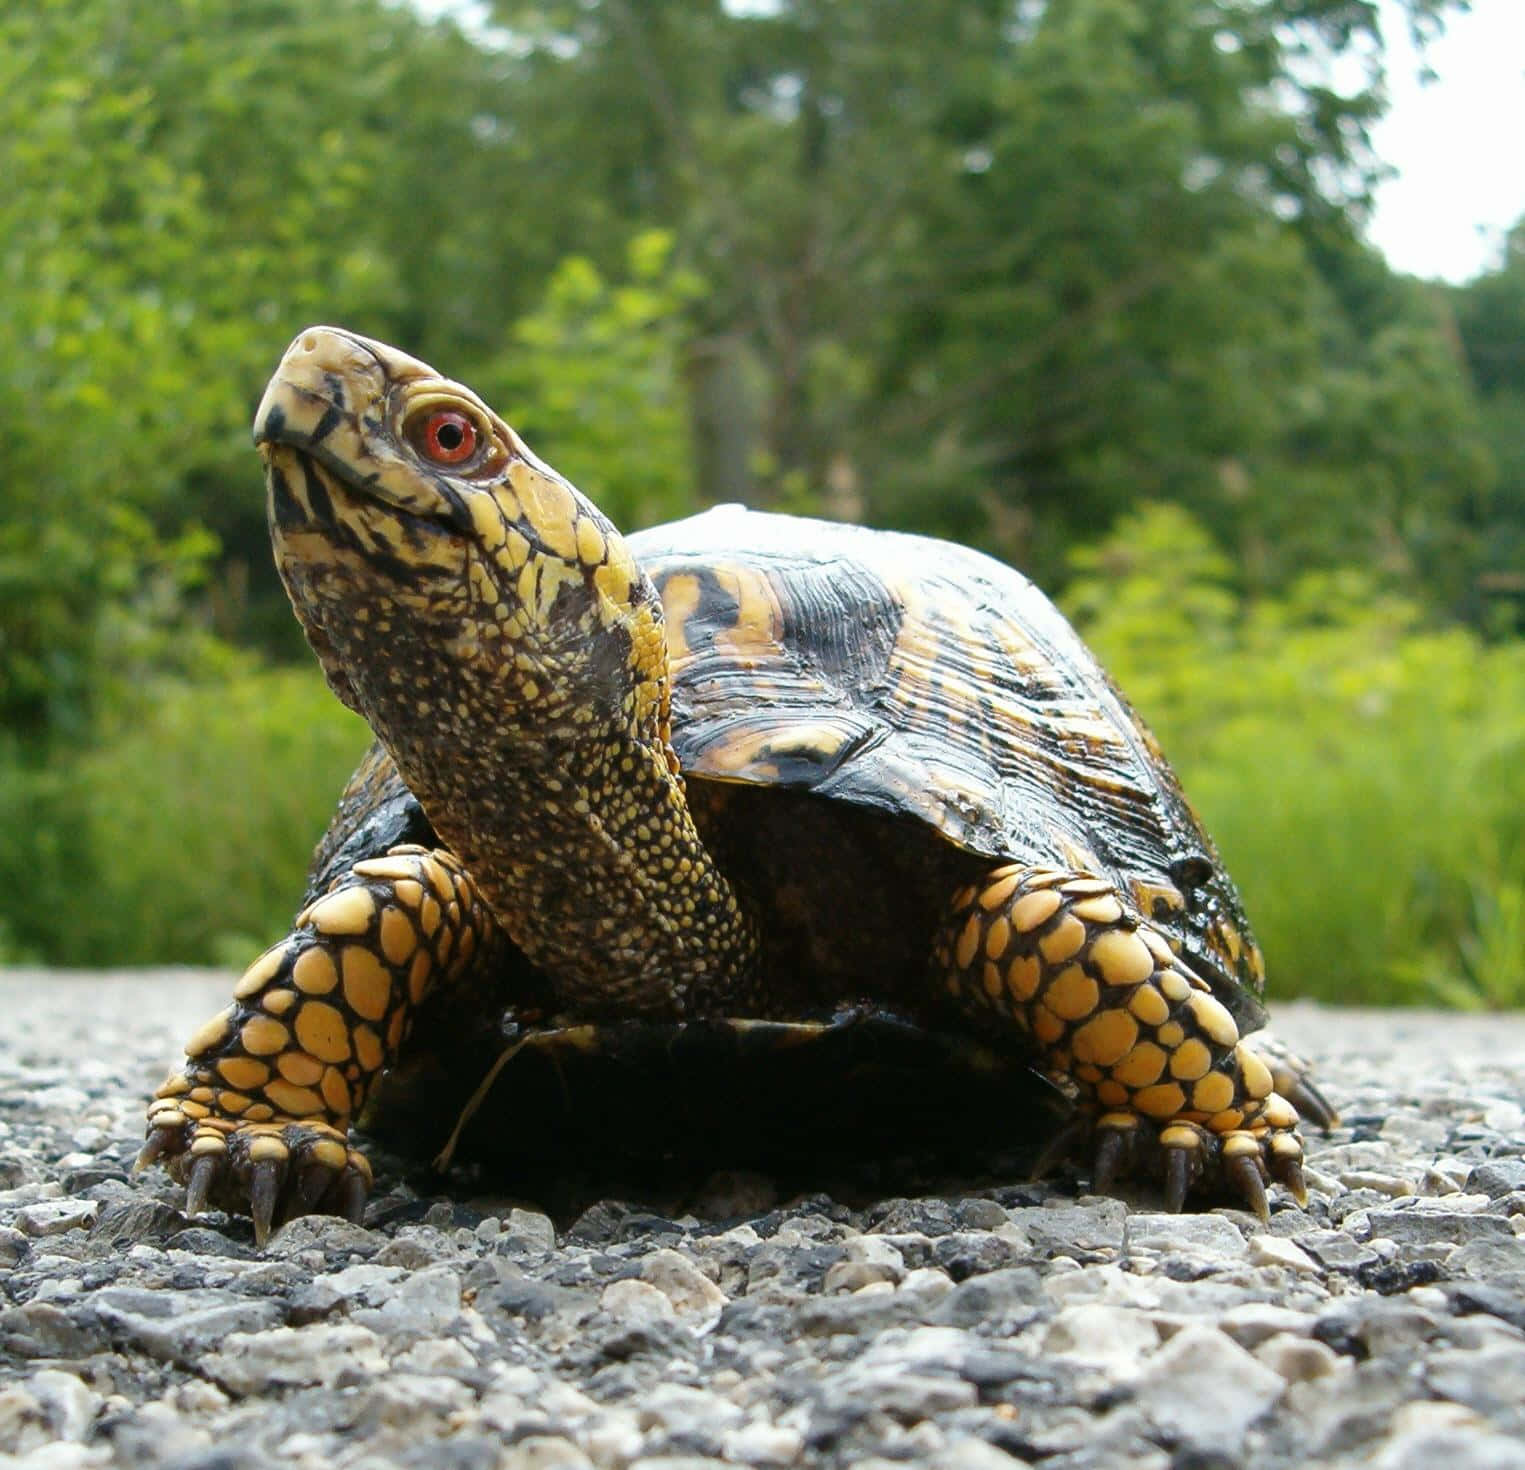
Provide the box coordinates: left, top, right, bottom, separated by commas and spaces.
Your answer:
137, 844, 495, 1242
934, 864, 1331, 1217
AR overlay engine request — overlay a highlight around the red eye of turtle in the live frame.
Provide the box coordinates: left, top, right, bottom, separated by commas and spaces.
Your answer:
417, 409, 479, 465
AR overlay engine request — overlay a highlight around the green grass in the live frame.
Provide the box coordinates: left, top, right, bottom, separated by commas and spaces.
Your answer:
0, 666, 367, 967
1068, 505, 1525, 1009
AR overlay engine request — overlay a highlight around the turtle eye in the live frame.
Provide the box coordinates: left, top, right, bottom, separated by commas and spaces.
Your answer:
411, 408, 479, 466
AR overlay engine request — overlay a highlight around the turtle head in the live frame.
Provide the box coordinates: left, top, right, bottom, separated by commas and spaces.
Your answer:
254, 327, 671, 755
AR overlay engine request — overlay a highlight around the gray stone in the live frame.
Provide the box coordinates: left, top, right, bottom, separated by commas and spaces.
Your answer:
353, 1262, 463, 1335
22, 1372, 98, 1443
930, 1438, 1027, 1469
639, 1249, 728, 1320
264, 1213, 380, 1256
14, 1199, 100, 1237
637, 1381, 745, 1450
1288, 1357, 1425, 1457
1467, 1160, 1525, 1199
720, 1420, 804, 1466
1248, 1234, 1320, 1273
504, 1207, 557, 1252
953, 1198, 1012, 1231
1220, 1305, 1317, 1348
1254, 1332, 1345, 1383
820, 1362, 977, 1420
1450, 1238, 1525, 1290
502, 1437, 596, 1469
1006, 1200, 1127, 1256
824, 1260, 900, 1293
203, 1323, 389, 1394
1299, 1229, 1382, 1271
600, 1278, 678, 1325
1124, 1211, 1247, 1261
926, 1266, 1043, 1327
1043, 1304, 1159, 1369
86, 1286, 285, 1363
1135, 1325, 1285, 1452
0, 1302, 106, 1359
1365, 1209, 1515, 1245
1425, 1345, 1525, 1416
1373, 1426, 1525, 1470
0, 1224, 27, 1265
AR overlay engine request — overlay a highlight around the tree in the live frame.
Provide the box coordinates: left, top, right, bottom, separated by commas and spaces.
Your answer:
481, 0, 1477, 594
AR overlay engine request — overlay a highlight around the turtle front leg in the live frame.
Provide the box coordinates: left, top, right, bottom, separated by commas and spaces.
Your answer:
138, 844, 494, 1242
934, 864, 1331, 1219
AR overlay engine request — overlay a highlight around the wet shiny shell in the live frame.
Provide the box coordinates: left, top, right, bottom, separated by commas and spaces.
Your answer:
630, 506, 1210, 899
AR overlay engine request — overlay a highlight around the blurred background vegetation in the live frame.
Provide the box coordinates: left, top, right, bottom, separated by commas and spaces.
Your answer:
1, 0, 1521, 1007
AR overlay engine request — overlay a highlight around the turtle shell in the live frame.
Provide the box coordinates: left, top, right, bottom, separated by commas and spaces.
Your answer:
628, 506, 1265, 1028
312, 503, 1268, 1178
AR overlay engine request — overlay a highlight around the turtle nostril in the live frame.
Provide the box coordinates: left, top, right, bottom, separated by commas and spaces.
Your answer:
1168, 854, 1214, 891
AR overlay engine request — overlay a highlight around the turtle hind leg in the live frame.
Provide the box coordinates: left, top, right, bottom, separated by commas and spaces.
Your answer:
932, 862, 1320, 1219
137, 844, 497, 1244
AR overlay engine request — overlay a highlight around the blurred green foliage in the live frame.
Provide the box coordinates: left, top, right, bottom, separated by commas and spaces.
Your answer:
1067, 505, 1525, 1009
0, 667, 366, 967
1, 0, 1522, 1008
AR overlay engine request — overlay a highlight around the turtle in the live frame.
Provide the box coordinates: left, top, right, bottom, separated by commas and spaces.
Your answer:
137, 326, 1335, 1243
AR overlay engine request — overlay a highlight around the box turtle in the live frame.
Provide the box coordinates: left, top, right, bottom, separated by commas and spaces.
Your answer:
138, 327, 1334, 1242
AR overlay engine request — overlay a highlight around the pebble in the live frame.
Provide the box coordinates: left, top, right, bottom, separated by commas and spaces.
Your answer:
2, 976, 1524, 1468
1136, 1325, 1287, 1452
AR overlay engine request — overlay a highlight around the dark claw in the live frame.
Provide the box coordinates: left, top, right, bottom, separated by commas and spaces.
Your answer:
1030, 1115, 1090, 1182
292, 1162, 338, 1216
1285, 1077, 1338, 1131
133, 1128, 174, 1176
1226, 1154, 1270, 1223
1163, 1146, 1196, 1213
1270, 1154, 1309, 1206
185, 1155, 220, 1218
249, 1159, 285, 1247
338, 1171, 369, 1226
1092, 1128, 1129, 1195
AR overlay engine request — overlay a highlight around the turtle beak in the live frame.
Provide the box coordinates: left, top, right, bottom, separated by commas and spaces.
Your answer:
253, 326, 393, 457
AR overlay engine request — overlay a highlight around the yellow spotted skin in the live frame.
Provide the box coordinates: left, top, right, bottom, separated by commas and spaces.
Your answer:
145, 844, 491, 1223
141, 327, 1330, 1234
935, 864, 1305, 1191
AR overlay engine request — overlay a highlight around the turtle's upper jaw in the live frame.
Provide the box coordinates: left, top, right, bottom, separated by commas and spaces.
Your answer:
253, 325, 511, 531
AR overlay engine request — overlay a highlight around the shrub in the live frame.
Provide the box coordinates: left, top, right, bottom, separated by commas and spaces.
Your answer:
0, 666, 366, 967
1065, 504, 1525, 1007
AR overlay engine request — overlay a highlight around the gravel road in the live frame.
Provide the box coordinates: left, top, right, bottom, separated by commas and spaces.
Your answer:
1, 969, 1523, 1469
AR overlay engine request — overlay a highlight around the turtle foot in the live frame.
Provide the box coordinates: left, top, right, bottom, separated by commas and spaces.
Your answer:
1249, 1034, 1339, 1130
137, 1105, 371, 1245
1072, 1097, 1309, 1222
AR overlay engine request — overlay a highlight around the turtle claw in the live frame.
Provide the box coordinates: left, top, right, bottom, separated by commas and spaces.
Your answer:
132, 1127, 176, 1177
1163, 1142, 1196, 1213
1281, 1074, 1338, 1131
137, 1099, 372, 1244
1092, 1128, 1128, 1196
249, 1159, 285, 1246
1278, 1158, 1308, 1207
1069, 1101, 1308, 1219
1267, 1137, 1308, 1205
185, 1154, 221, 1218
338, 1171, 370, 1226
1251, 1036, 1339, 1130
293, 1161, 337, 1214
1224, 1150, 1270, 1223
